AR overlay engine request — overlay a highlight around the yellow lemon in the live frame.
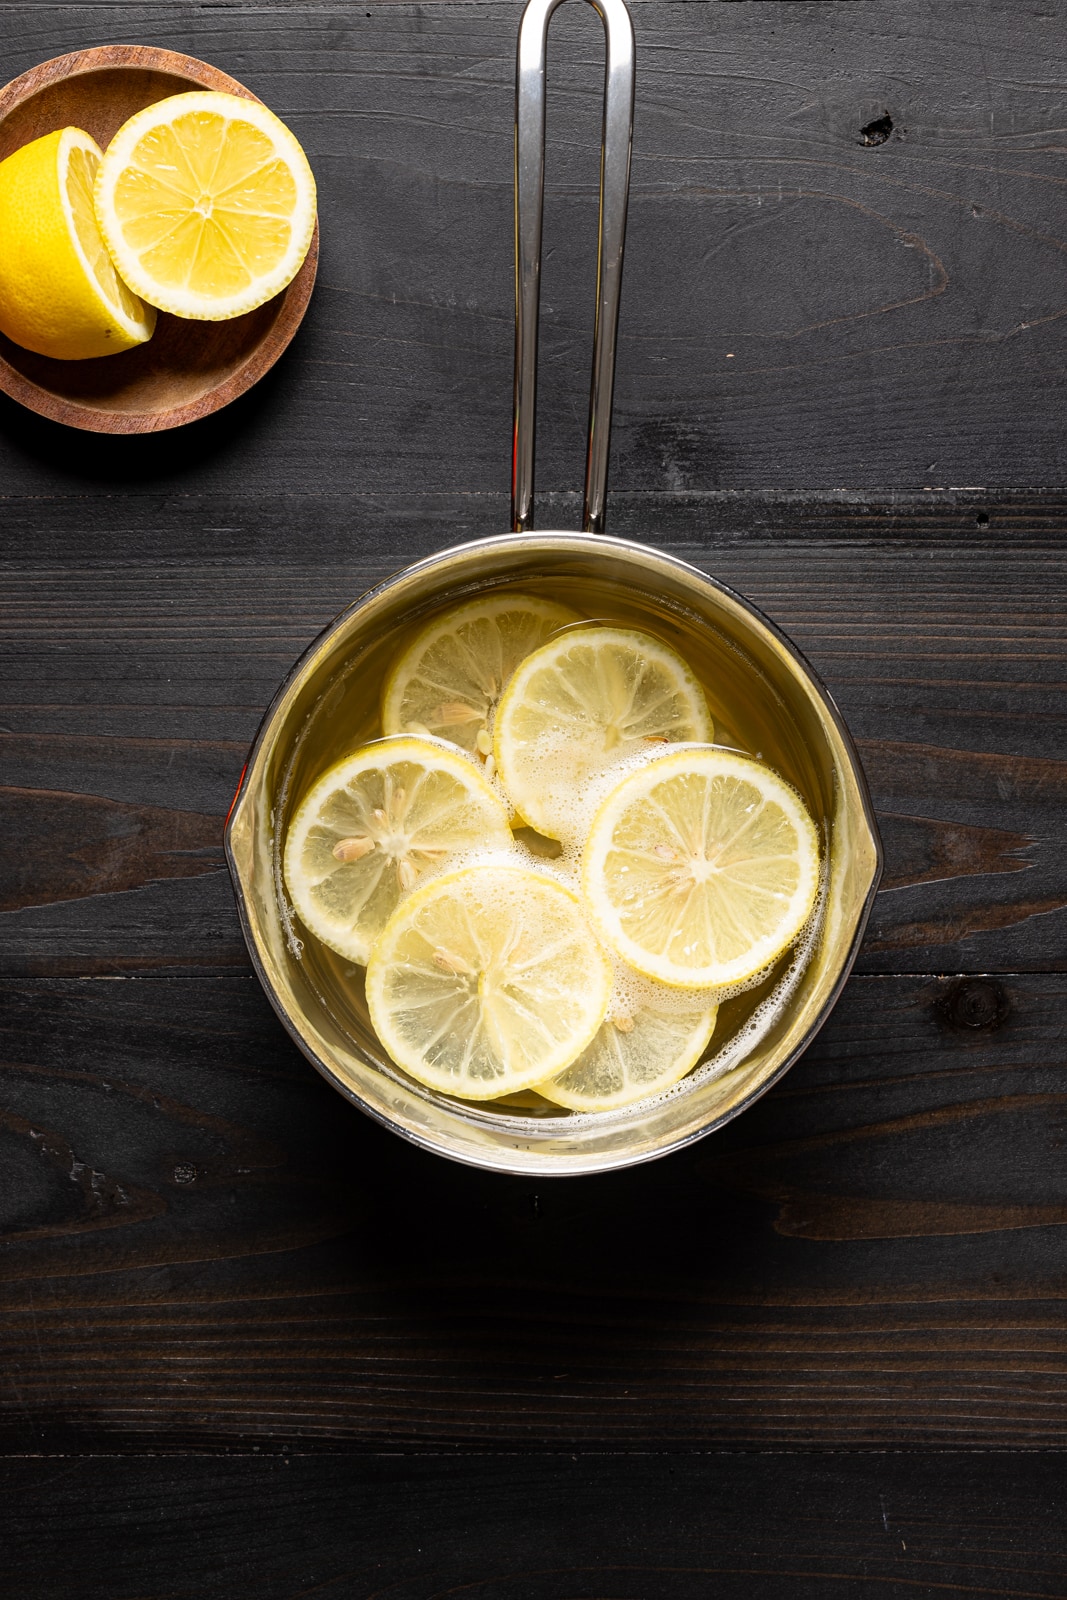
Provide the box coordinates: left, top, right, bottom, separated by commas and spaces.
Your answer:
94, 91, 316, 320
0, 127, 155, 360
493, 626, 711, 840
381, 593, 579, 759
583, 747, 820, 988
366, 864, 612, 1099
283, 736, 512, 965
537, 980, 718, 1112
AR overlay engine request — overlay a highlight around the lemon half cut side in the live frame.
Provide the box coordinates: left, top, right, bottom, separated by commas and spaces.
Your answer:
94, 91, 317, 320
282, 736, 512, 965
583, 746, 821, 989
367, 864, 613, 1099
0, 127, 156, 360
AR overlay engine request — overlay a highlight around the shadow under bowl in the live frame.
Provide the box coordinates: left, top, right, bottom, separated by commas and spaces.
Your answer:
0, 45, 318, 433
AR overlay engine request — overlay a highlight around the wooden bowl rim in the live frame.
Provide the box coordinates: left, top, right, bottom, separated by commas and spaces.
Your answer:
0, 44, 318, 434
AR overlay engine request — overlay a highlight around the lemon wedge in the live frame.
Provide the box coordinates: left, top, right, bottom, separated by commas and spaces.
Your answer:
537, 982, 718, 1112
381, 593, 579, 759
583, 747, 820, 988
494, 626, 711, 840
366, 864, 612, 1098
94, 91, 316, 320
0, 127, 155, 360
283, 736, 511, 964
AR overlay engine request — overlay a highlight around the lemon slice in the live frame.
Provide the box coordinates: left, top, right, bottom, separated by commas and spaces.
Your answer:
94, 91, 316, 320
583, 747, 820, 988
0, 127, 155, 360
538, 982, 718, 1112
282, 736, 511, 964
493, 626, 711, 840
381, 593, 579, 759
366, 864, 612, 1098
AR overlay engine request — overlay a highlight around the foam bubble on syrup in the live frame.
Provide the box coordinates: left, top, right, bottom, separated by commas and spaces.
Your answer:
538, 739, 676, 860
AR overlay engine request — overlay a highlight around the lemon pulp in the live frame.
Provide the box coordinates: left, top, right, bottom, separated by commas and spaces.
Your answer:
283, 736, 512, 964
366, 864, 612, 1098
583, 747, 820, 988
493, 626, 711, 840
537, 985, 718, 1112
94, 91, 317, 319
381, 593, 579, 758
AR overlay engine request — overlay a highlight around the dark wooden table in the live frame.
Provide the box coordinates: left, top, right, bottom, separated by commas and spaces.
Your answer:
3, 2, 1066, 1593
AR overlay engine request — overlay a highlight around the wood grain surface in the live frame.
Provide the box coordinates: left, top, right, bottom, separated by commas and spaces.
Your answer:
2, 494, 1063, 977
2, 968, 1066, 1451
1, 0, 1066, 1585
5, 1452, 1067, 1599
0, 2, 1065, 489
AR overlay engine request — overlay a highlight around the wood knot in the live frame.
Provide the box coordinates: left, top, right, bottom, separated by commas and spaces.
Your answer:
860, 112, 893, 146
939, 978, 1009, 1032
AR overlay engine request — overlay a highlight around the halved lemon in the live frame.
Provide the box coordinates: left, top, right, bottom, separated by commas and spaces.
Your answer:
493, 626, 711, 840
583, 747, 820, 988
94, 91, 316, 320
0, 127, 155, 360
366, 863, 612, 1098
282, 736, 511, 964
537, 982, 718, 1112
381, 593, 579, 759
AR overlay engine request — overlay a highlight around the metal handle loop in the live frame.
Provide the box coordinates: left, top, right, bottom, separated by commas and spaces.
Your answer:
511, 0, 635, 535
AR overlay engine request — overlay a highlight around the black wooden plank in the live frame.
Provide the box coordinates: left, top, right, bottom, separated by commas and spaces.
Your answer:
4, 1451, 1067, 1599
1, 3, 1066, 494
3, 493, 1064, 975
2, 970, 1067, 1451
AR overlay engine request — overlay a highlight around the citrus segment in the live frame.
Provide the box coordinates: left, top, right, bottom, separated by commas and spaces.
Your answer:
94, 91, 316, 319
282, 736, 511, 964
583, 747, 820, 987
381, 593, 579, 758
538, 985, 718, 1112
0, 127, 155, 359
493, 626, 711, 839
366, 864, 612, 1098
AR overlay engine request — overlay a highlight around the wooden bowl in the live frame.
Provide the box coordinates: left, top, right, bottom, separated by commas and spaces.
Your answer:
0, 45, 319, 433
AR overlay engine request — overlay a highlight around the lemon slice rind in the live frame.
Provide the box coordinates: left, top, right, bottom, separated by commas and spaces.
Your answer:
94, 91, 317, 321
493, 626, 712, 840
381, 593, 580, 757
366, 863, 612, 1099
583, 746, 820, 989
282, 735, 511, 965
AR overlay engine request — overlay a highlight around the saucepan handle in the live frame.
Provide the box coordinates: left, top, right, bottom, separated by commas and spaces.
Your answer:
511, 0, 635, 535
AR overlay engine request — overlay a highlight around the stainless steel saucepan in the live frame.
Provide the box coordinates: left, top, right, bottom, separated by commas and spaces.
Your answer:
226, 0, 882, 1174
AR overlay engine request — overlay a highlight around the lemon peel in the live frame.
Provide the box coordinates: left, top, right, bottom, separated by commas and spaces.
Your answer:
0, 127, 155, 360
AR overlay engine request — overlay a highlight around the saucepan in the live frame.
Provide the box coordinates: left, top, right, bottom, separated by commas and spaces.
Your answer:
226, 0, 882, 1175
